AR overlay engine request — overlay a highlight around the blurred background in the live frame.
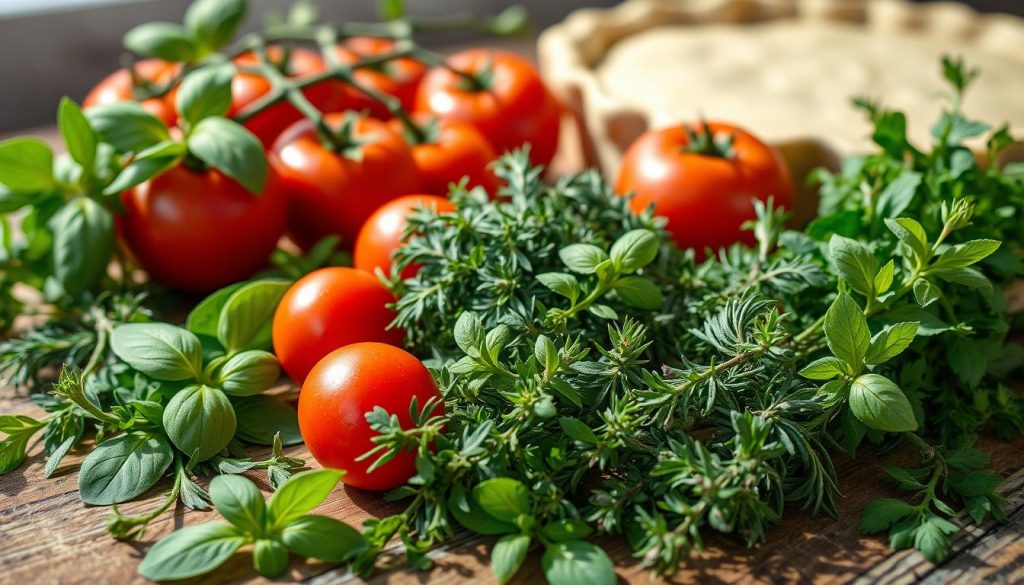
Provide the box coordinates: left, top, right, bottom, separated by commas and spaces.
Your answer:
0, 0, 1020, 132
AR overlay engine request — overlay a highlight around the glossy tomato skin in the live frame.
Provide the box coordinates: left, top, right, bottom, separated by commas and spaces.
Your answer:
354, 194, 455, 279
84, 59, 179, 126
230, 47, 336, 147
299, 342, 443, 491
119, 165, 287, 293
391, 114, 500, 196
334, 37, 427, 117
270, 114, 421, 250
415, 49, 560, 167
272, 267, 404, 384
616, 122, 793, 257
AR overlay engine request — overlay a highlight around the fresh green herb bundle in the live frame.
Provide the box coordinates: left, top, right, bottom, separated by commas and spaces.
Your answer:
362, 60, 1024, 581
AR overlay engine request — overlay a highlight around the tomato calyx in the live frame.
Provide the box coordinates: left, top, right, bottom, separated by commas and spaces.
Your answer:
398, 115, 441, 146
319, 111, 375, 158
454, 58, 493, 93
681, 122, 736, 160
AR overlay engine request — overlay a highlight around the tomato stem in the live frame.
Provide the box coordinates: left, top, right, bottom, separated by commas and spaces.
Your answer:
681, 123, 736, 160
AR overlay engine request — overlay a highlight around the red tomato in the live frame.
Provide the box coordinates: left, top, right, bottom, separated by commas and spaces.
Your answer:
354, 194, 455, 278
84, 59, 179, 126
270, 113, 420, 250
391, 114, 500, 196
119, 165, 287, 292
230, 47, 336, 147
334, 37, 428, 117
415, 49, 561, 167
299, 342, 443, 491
615, 122, 793, 257
272, 267, 404, 384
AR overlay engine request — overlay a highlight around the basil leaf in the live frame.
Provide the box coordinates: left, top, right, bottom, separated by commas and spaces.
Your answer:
865, 322, 919, 365
78, 432, 173, 505
267, 469, 344, 528
138, 522, 246, 580
253, 538, 289, 578
453, 312, 485, 356
49, 198, 114, 296
829, 235, 878, 298
447, 489, 518, 535
185, 0, 248, 53
187, 117, 267, 194
0, 433, 33, 475
217, 350, 281, 396
217, 279, 290, 353
0, 185, 33, 213
609, 229, 659, 273
848, 374, 918, 432
492, 533, 530, 584
559, 244, 608, 274
823, 293, 869, 371
233, 395, 302, 446
209, 474, 265, 534
186, 281, 246, 339
0, 137, 55, 192
588, 304, 618, 320
473, 477, 530, 523
57, 97, 97, 170
163, 385, 237, 461
541, 519, 592, 543
612, 276, 663, 309
124, 22, 197, 62
541, 540, 616, 585
86, 101, 171, 152
799, 356, 848, 381
110, 323, 204, 381
537, 272, 580, 302
176, 64, 235, 126
280, 515, 367, 562
103, 140, 185, 196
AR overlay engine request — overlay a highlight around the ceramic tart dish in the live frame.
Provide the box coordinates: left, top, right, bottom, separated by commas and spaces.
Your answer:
538, 0, 1024, 219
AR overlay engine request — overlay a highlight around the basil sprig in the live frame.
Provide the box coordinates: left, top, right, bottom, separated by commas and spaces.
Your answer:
139, 470, 366, 581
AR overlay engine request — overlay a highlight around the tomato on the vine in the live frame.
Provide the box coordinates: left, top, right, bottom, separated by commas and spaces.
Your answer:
354, 194, 455, 278
334, 37, 427, 118
299, 342, 443, 491
414, 49, 561, 167
272, 267, 404, 384
84, 59, 179, 126
270, 113, 420, 250
230, 47, 336, 147
616, 122, 793, 257
119, 164, 287, 293
391, 114, 500, 196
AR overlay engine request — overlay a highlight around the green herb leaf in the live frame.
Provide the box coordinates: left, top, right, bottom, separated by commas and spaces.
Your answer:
103, 140, 185, 196
267, 469, 343, 528
848, 374, 917, 432
232, 395, 302, 446
823, 293, 869, 371
914, 514, 958, 562
0, 138, 55, 192
124, 22, 197, 62
49, 198, 114, 296
163, 385, 237, 461
541, 519, 593, 542
186, 281, 246, 339
78, 432, 173, 505
209, 474, 265, 534
612, 276, 663, 309
865, 322, 918, 365
448, 489, 518, 535
176, 64, 235, 126
187, 117, 267, 194
111, 323, 204, 381
138, 522, 246, 580
875, 172, 921, 219
474, 477, 530, 523
559, 244, 608, 275
874, 260, 895, 295
885, 217, 929, 263
930, 239, 1001, 273
860, 498, 916, 534
280, 515, 367, 562
378, 0, 405, 21
57, 97, 97, 170
253, 538, 289, 578
492, 534, 531, 584
541, 540, 616, 585
216, 279, 290, 353
559, 416, 598, 445
609, 229, 659, 273
216, 350, 281, 396
537, 272, 580, 302
829, 235, 878, 298
184, 0, 247, 53
799, 356, 848, 380
86, 101, 171, 152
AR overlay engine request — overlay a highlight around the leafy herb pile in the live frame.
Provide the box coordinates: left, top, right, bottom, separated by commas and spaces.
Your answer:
359, 58, 1024, 581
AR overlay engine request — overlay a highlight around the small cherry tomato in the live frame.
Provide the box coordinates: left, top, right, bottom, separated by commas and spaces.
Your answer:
230, 47, 336, 147
415, 49, 561, 167
119, 164, 287, 292
615, 122, 793, 257
270, 113, 421, 250
334, 37, 428, 117
272, 267, 404, 384
354, 194, 455, 278
391, 114, 500, 196
299, 342, 443, 491
84, 59, 179, 126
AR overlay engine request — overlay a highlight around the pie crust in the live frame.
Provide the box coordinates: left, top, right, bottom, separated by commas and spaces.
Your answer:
538, 0, 1024, 194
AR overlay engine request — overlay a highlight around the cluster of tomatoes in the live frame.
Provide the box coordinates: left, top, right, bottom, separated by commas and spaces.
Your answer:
85, 40, 561, 293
